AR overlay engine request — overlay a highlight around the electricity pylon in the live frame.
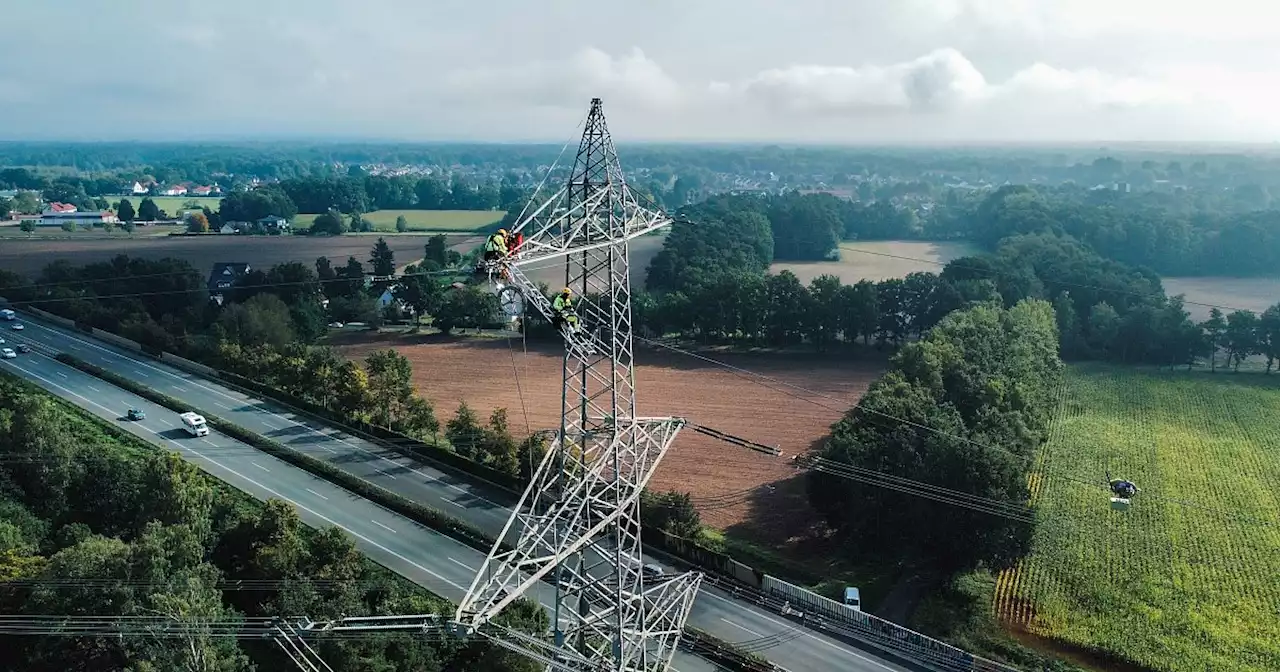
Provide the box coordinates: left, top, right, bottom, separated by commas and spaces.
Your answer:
455, 98, 703, 671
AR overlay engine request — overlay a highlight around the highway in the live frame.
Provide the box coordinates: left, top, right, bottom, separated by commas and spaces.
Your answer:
3, 313, 914, 672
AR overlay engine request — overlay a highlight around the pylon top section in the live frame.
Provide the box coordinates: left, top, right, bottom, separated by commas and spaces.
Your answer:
507, 98, 672, 269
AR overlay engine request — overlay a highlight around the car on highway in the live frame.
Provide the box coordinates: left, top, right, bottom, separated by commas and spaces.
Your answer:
642, 563, 664, 580
15, 344, 30, 354
127, 408, 146, 421
10, 323, 23, 331
0, 348, 15, 359
0, 336, 5, 344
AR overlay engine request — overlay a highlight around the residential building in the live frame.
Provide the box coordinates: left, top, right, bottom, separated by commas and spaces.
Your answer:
206, 262, 251, 304
160, 185, 188, 196
192, 185, 219, 196
256, 215, 290, 233
43, 202, 77, 215
130, 181, 150, 195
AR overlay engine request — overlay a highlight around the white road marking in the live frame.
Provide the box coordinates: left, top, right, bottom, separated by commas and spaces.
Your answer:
252, 462, 270, 472
134, 370, 150, 378
55, 371, 68, 379
85, 385, 101, 392
371, 519, 397, 534
719, 618, 765, 638
305, 488, 329, 500
26, 321, 503, 504
448, 557, 477, 572
321, 446, 337, 453
213, 401, 232, 410
699, 590, 898, 670
443, 498, 465, 508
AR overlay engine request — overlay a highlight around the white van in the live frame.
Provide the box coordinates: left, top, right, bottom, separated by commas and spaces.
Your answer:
179, 412, 209, 437
0, 309, 14, 321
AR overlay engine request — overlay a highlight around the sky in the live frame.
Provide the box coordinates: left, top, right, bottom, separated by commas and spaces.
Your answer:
2, 0, 1278, 143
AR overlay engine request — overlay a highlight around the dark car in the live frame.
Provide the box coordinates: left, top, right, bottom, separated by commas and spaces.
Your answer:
127, 408, 146, 421
15, 344, 31, 354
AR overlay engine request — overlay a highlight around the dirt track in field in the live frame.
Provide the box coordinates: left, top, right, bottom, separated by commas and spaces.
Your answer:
331, 333, 885, 539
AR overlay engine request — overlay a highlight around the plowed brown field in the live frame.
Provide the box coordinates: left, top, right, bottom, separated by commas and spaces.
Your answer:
331, 333, 885, 537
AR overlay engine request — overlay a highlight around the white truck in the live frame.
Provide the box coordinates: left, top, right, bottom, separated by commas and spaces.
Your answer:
179, 412, 209, 437
0, 309, 15, 321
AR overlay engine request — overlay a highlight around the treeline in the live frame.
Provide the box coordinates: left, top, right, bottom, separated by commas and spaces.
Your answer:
0, 375, 543, 671
969, 184, 1280, 276
651, 181, 1280, 278
807, 300, 1062, 573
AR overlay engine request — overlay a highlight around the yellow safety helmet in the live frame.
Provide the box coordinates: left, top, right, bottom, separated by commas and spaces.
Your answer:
561, 287, 572, 296
498, 229, 508, 236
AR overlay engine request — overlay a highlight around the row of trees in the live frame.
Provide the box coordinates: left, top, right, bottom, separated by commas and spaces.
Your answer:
0, 376, 544, 671
807, 300, 1063, 574
970, 184, 1280, 276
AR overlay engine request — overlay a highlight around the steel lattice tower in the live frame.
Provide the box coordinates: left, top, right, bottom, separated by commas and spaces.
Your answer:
455, 98, 703, 672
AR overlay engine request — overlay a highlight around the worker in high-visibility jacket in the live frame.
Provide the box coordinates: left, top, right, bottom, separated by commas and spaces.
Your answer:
483, 229, 508, 262
552, 287, 579, 331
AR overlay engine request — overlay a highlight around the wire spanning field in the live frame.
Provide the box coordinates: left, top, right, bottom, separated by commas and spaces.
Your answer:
328, 335, 884, 534
995, 365, 1280, 672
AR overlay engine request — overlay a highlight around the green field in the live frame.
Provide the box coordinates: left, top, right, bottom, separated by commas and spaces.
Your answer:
996, 365, 1280, 672
109, 195, 224, 212
293, 209, 504, 232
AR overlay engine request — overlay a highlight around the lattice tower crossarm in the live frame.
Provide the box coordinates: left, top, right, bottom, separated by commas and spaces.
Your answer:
455, 98, 704, 672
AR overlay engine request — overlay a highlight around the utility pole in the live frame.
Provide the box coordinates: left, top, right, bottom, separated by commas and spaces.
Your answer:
455, 98, 703, 671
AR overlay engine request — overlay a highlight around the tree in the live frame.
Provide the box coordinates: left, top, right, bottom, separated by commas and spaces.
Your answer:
120, 219, 135, 234
395, 265, 444, 320
395, 215, 409, 232
1202, 308, 1227, 372
1258, 305, 1280, 374
446, 402, 486, 460
60, 220, 76, 232
215, 293, 297, 349
137, 197, 161, 222
424, 235, 449, 266
186, 211, 210, 233
117, 198, 136, 222
309, 208, 346, 236
481, 408, 519, 476
1224, 310, 1260, 371
364, 349, 415, 428
19, 220, 35, 233
369, 237, 396, 276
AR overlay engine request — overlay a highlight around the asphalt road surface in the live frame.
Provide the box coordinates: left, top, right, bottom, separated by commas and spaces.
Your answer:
3, 313, 913, 672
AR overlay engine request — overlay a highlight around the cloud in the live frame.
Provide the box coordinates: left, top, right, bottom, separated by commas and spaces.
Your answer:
444, 48, 685, 111
469, 47, 1192, 124
731, 48, 988, 116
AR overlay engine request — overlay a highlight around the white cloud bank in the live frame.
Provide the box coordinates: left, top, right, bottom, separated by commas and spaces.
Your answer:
444, 46, 1268, 142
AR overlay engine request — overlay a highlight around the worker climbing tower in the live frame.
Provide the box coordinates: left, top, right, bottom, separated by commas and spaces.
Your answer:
455, 98, 703, 671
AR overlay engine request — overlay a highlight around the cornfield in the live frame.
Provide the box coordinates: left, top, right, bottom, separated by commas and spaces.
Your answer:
994, 364, 1280, 672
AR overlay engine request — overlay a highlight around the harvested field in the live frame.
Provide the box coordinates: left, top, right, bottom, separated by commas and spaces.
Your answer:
772, 240, 977, 285
0, 234, 467, 278
520, 233, 667, 290
328, 333, 885, 535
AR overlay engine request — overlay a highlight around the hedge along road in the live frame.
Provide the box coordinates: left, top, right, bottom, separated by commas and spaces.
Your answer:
5, 313, 913, 672
0, 343, 724, 672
